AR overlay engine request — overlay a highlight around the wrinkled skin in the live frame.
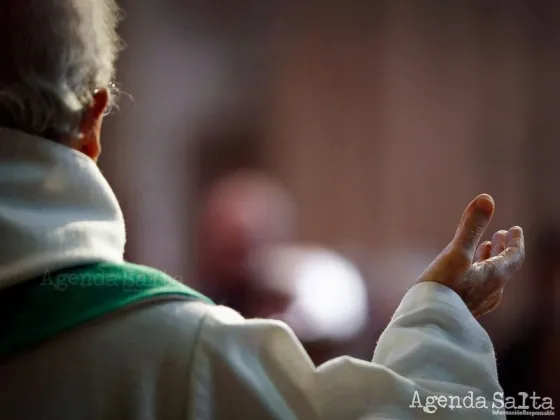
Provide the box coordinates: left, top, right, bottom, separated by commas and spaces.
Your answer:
417, 194, 525, 318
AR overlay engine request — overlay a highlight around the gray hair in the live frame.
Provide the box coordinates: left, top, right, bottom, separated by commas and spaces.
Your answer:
0, 0, 122, 140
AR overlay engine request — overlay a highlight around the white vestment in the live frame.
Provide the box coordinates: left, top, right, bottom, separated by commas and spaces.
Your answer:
0, 128, 504, 419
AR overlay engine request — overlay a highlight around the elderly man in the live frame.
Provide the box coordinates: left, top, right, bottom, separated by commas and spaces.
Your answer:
0, 1, 525, 419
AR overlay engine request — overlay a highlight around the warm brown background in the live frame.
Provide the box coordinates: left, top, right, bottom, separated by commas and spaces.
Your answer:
102, 0, 560, 344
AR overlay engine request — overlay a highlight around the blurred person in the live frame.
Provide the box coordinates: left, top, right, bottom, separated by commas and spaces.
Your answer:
0, 2, 527, 420
198, 173, 372, 364
197, 170, 297, 318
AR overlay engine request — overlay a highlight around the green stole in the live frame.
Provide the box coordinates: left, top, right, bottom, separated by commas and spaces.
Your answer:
0, 262, 213, 357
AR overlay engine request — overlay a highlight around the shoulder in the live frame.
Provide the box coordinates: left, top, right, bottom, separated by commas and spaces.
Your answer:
43, 261, 215, 306
191, 304, 307, 367
36, 261, 222, 360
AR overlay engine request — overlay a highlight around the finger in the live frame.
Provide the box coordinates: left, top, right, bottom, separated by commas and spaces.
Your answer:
505, 226, 525, 270
506, 226, 524, 248
485, 230, 525, 277
474, 241, 492, 262
453, 194, 495, 259
491, 230, 508, 257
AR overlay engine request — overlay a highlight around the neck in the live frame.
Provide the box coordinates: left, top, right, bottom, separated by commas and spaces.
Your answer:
0, 127, 126, 290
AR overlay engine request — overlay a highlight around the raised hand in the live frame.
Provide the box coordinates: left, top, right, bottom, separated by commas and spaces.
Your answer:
417, 194, 525, 318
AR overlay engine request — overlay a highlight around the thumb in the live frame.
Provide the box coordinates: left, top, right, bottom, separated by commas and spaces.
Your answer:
453, 194, 495, 259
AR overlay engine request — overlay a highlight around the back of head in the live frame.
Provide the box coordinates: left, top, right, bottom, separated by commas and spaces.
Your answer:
0, 0, 121, 141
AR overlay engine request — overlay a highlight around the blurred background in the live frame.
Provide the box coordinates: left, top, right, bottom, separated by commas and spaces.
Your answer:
100, 0, 558, 411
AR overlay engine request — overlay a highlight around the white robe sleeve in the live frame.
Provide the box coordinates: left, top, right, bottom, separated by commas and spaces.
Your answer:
186, 282, 505, 420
